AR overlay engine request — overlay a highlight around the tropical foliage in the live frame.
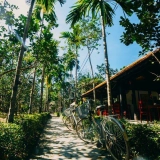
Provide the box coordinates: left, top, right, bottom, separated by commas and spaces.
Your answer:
0, 112, 51, 159
120, 0, 160, 55
122, 120, 160, 159
66, 0, 134, 114
0, 0, 160, 159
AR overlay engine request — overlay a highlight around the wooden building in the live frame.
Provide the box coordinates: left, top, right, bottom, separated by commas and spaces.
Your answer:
81, 48, 160, 121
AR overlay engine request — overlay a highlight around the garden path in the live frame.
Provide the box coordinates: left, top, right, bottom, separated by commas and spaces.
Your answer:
30, 115, 113, 160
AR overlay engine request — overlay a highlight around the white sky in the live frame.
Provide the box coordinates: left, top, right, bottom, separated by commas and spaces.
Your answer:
2, 0, 142, 74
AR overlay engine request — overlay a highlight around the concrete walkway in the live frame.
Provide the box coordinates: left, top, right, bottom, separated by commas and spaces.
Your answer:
30, 115, 114, 160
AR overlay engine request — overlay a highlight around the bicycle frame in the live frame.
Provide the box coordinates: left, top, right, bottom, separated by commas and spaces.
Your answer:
76, 100, 130, 159
86, 100, 125, 140
67, 106, 80, 129
71, 108, 79, 125
86, 110, 105, 145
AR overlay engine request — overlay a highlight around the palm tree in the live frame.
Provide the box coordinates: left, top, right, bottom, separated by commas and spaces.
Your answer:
33, 4, 55, 113
7, 0, 65, 122
79, 18, 101, 107
60, 25, 84, 101
58, 48, 80, 108
66, 0, 132, 114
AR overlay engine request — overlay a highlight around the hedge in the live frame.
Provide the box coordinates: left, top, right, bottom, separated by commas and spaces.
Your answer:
0, 122, 25, 159
0, 112, 51, 160
122, 120, 160, 160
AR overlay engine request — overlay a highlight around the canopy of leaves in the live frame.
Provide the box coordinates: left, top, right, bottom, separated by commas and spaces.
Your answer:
66, 0, 134, 27
78, 72, 103, 94
95, 63, 118, 80
120, 0, 160, 55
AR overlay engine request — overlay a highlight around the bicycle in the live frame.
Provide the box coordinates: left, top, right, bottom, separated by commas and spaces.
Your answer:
76, 100, 130, 160
63, 105, 80, 131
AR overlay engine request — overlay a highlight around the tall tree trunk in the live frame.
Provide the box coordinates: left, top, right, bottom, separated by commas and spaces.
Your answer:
100, 1, 112, 114
28, 66, 37, 114
74, 46, 78, 102
40, 65, 45, 113
7, 0, 35, 123
69, 71, 73, 104
45, 76, 49, 112
45, 87, 48, 112
87, 45, 96, 108
47, 87, 50, 111
39, 9, 45, 113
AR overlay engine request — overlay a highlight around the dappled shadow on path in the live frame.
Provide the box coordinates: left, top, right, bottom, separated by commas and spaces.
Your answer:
30, 115, 113, 160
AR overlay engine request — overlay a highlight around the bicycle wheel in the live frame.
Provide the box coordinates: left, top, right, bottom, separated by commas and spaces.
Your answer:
64, 116, 75, 131
76, 118, 97, 143
102, 116, 129, 160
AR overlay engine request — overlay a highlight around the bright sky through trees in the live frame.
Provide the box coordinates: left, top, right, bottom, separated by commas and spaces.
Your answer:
4, 0, 142, 73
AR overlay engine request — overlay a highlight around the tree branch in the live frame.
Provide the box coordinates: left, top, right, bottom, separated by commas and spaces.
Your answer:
0, 64, 36, 77
152, 49, 160, 64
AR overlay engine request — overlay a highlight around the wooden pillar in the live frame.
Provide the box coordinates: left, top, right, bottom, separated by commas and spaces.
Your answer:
119, 83, 127, 116
131, 89, 137, 120
131, 80, 138, 120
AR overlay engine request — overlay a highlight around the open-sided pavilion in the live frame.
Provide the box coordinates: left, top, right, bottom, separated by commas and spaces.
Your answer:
81, 48, 160, 121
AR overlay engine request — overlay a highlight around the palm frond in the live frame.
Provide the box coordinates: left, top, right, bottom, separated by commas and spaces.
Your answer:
57, 0, 66, 6
37, 0, 65, 12
66, 0, 115, 27
66, 0, 89, 27
59, 31, 71, 39
114, 0, 133, 16
103, 1, 115, 26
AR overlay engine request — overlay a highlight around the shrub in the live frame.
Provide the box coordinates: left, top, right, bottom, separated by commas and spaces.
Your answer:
0, 122, 25, 159
14, 112, 51, 157
121, 120, 160, 159
0, 112, 51, 159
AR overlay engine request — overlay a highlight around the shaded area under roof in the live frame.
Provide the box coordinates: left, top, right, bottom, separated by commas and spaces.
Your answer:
81, 48, 160, 99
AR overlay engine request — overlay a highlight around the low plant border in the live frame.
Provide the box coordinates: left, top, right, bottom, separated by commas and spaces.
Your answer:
0, 112, 51, 160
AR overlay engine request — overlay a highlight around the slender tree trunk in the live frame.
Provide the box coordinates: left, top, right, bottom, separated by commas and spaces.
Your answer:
100, 1, 112, 114
87, 46, 96, 107
45, 87, 48, 112
39, 10, 45, 113
47, 87, 50, 111
40, 65, 45, 113
45, 76, 49, 112
28, 66, 37, 114
7, 0, 35, 123
69, 71, 73, 104
74, 46, 78, 102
